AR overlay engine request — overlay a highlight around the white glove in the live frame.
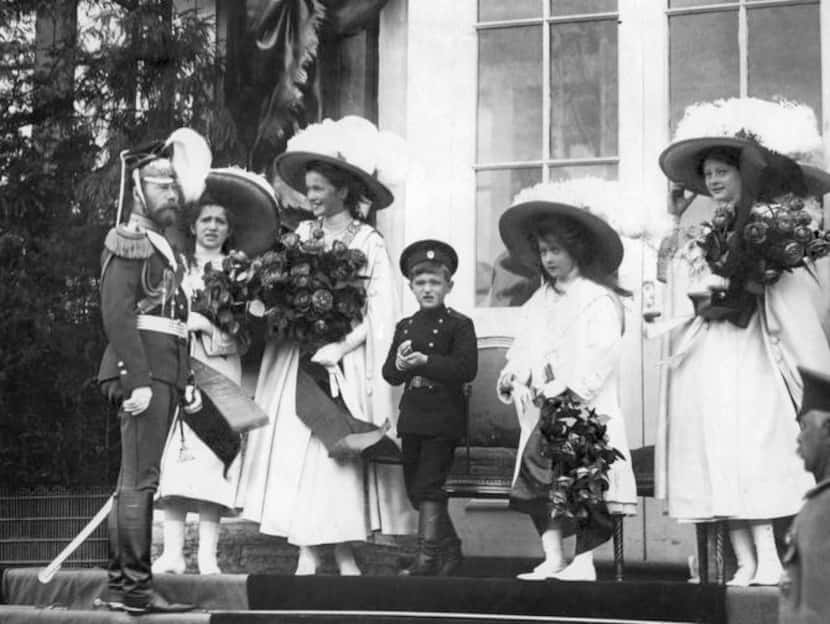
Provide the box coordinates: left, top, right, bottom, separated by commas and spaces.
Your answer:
311, 342, 345, 368
182, 386, 203, 415
123, 386, 152, 415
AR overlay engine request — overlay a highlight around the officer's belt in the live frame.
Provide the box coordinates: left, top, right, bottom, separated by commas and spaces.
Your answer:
408, 375, 443, 390
136, 314, 188, 339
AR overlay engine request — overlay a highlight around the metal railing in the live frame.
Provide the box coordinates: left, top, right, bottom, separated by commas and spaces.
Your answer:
0, 486, 110, 567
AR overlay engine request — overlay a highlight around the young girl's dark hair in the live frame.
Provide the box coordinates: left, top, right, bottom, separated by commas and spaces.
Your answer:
305, 161, 375, 226
531, 214, 631, 297
696, 146, 741, 176
181, 193, 235, 268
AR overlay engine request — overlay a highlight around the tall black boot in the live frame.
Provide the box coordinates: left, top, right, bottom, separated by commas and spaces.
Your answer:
118, 489, 194, 614
437, 503, 463, 576
400, 501, 442, 576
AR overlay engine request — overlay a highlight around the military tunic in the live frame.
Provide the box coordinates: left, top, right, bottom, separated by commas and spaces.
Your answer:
97, 221, 191, 493
780, 478, 830, 624
382, 305, 477, 505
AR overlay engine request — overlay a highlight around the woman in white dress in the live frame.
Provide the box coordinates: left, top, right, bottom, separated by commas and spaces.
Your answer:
657, 98, 830, 585
236, 119, 415, 575
496, 181, 638, 582
155, 169, 279, 575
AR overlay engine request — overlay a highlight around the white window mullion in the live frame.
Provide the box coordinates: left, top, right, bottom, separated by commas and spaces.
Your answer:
542, 0, 551, 183
738, 0, 749, 97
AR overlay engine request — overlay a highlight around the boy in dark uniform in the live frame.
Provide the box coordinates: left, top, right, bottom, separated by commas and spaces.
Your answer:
96, 138, 204, 614
382, 239, 478, 576
781, 366, 830, 624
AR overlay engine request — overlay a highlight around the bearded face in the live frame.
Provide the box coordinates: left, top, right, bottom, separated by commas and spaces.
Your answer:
134, 158, 180, 228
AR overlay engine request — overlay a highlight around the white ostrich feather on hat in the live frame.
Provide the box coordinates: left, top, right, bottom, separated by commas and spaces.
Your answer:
165, 127, 212, 203
511, 177, 647, 240
673, 97, 823, 164
286, 116, 408, 185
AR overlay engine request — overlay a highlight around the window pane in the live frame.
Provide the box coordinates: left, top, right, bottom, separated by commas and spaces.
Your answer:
549, 163, 618, 182
550, 0, 616, 16
478, 26, 543, 163
669, 0, 736, 7
549, 20, 618, 159
479, 0, 541, 22
669, 10, 739, 130
748, 4, 821, 125
476, 168, 543, 308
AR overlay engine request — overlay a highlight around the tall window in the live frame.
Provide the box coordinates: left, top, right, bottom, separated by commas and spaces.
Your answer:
475, 0, 619, 307
668, 0, 821, 130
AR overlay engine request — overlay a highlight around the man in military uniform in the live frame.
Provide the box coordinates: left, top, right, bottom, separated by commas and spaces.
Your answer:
780, 366, 830, 624
382, 240, 478, 576
97, 141, 202, 614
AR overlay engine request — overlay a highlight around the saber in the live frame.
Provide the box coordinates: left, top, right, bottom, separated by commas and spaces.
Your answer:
37, 495, 114, 584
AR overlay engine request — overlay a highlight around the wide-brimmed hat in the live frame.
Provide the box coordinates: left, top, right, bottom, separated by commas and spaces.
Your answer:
169, 167, 279, 257
273, 116, 408, 212
275, 151, 393, 209
659, 98, 823, 198
498, 178, 642, 275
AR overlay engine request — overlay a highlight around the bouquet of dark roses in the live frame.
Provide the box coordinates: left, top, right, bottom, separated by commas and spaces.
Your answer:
248, 231, 369, 351
191, 250, 257, 345
694, 194, 830, 326
537, 393, 623, 524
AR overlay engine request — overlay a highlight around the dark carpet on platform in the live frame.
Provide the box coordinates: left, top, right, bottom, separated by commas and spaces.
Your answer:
246, 575, 727, 623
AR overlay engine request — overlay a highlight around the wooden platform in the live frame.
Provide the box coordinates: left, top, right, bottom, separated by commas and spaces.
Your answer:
0, 564, 780, 624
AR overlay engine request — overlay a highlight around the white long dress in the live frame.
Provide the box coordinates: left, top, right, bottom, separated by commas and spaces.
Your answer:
502, 277, 638, 515
659, 237, 824, 521
156, 258, 243, 513
235, 220, 416, 545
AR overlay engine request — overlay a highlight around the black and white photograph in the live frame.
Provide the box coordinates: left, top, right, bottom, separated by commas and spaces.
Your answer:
1, 1, 830, 623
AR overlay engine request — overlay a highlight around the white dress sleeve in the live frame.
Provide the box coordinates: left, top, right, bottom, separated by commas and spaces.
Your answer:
554, 294, 622, 403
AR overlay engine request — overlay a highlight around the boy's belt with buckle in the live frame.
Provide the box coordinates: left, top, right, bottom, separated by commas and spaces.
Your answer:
408, 375, 442, 390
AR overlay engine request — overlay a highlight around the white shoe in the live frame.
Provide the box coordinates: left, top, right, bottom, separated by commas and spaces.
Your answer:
750, 563, 783, 586
152, 553, 186, 575
726, 566, 755, 587
551, 558, 597, 581
334, 543, 362, 576
295, 546, 320, 576
516, 560, 565, 581
197, 559, 221, 575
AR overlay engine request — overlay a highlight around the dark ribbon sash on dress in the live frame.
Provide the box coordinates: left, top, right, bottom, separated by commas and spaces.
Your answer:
295, 355, 402, 463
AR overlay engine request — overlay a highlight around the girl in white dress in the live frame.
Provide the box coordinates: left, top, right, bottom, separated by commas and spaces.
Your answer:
496, 181, 638, 582
154, 198, 243, 575
657, 98, 830, 585
154, 169, 279, 574
236, 119, 415, 575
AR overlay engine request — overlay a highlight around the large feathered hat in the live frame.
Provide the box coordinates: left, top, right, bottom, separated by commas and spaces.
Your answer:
659, 98, 829, 197
167, 167, 280, 258
499, 177, 645, 275
273, 116, 408, 212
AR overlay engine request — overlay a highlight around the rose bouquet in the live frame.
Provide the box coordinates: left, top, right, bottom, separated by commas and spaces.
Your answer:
191, 250, 257, 344
537, 393, 623, 523
248, 231, 369, 350
693, 195, 830, 326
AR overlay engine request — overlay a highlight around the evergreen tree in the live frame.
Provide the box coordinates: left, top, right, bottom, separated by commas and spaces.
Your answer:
0, 0, 236, 488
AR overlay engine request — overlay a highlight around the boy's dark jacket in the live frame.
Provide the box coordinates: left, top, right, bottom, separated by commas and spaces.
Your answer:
382, 305, 478, 438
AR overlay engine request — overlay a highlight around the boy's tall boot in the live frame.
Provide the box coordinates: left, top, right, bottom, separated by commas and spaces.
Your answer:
400, 501, 442, 576
437, 502, 463, 576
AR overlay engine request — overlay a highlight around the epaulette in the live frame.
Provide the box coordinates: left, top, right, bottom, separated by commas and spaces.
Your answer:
104, 225, 154, 260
